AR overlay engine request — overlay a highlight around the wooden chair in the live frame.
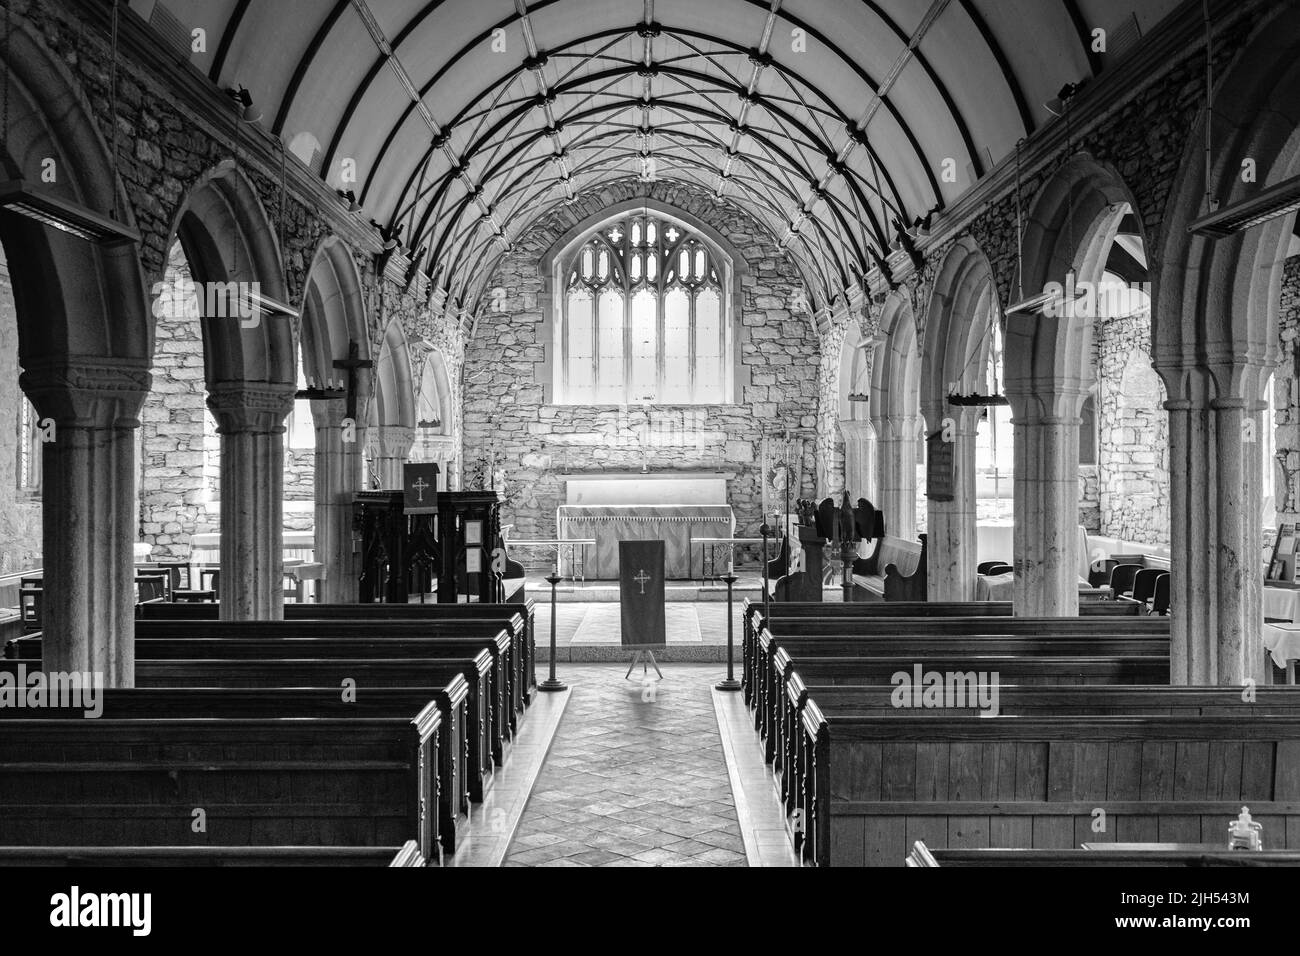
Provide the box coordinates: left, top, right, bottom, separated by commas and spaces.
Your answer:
199, 568, 220, 598
1107, 563, 1142, 600
977, 561, 1009, 574
172, 589, 217, 603
1150, 572, 1170, 616
135, 574, 168, 604
1128, 568, 1163, 607
984, 563, 1013, 576
18, 587, 42, 633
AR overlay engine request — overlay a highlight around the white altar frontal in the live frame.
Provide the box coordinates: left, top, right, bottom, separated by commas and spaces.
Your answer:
557, 471, 734, 579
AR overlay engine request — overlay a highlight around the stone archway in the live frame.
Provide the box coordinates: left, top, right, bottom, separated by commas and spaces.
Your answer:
415, 349, 457, 483
367, 318, 417, 489
299, 238, 369, 602
836, 321, 876, 503
870, 292, 922, 540
166, 164, 297, 620
1153, 7, 1300, 684
5, 15, 151, 684
1006, 153, 1147, 616
921, 238, 1001, 600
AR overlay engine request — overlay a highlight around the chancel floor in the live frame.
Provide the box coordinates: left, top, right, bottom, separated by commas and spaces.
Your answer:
504, 665, 748, 867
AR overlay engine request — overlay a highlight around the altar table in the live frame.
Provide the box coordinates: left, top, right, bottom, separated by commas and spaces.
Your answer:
557, 505, 734, 579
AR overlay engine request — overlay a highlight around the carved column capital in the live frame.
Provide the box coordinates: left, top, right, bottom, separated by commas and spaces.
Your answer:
206, 382, 297, 434
838, 419, 875, 443
368, 424, 416, 459
20, 356, 151, 428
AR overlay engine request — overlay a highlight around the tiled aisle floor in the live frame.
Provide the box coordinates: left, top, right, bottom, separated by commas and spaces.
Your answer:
503, 664, 748, 867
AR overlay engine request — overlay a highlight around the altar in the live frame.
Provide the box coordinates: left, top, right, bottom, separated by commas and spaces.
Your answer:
557, 471, 734, 579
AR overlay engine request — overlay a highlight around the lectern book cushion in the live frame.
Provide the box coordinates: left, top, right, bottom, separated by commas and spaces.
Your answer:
619, 540, 666, 647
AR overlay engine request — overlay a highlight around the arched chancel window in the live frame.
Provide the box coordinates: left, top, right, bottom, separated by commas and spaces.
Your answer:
558, 215, 731, 404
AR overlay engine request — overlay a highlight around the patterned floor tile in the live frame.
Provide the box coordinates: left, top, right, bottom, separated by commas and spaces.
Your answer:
503, 663, 746, 867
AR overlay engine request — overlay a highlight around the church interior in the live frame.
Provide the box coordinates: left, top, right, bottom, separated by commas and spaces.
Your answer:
2, 0, 1300, 879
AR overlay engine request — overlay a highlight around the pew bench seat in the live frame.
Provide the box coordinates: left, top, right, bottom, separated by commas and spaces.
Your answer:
0, 842, 426, 867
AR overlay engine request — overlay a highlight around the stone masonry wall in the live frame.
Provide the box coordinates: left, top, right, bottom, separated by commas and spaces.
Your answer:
462, 179, 819, 554
1097, 311, 1169, 544
138, 248, 217, 561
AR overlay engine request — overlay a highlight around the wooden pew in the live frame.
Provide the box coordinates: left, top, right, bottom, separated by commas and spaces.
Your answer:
741, 600, 1150, 703
0, 842, 426, 867
120, 616, 528, 730
797, 713, 1300, 867
26, 617, 521, 737
756, 631, 1170, 756
778, 682, 1300, 842
105, 619, 521, 738
2, 652, 499, 802
136, 601, 539, 703
759, 644, 1170, 771
0, 697, 442, 863
906, 841, 1300, 867
0, 684, 473, 854
747, 618, 1170, 727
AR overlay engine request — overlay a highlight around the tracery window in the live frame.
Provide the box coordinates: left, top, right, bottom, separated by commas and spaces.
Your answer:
558, 216, 731, 405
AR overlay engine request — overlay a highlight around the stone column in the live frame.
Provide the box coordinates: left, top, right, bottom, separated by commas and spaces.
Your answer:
923, 404, 977, 601
21, 358, 149, 686
874, 414, 918, 540
207, 382, 296, 620
839, 419, 877, 503
1008, 391, 1083, 617
369, 425, 415, 490
313, 403, 364, 604
1162, 365, 1265, 685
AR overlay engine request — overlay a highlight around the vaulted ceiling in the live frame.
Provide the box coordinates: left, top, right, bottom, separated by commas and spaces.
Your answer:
140, 0, 1185, 315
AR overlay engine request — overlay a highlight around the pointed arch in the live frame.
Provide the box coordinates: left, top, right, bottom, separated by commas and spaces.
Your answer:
168, 164, 296, 388
374, 318, 417, 429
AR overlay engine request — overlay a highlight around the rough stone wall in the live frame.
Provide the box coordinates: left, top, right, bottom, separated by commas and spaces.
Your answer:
1273, 258, 1300, 519
1078, 465, 1101, 532
1097, 311, 1169, 544
138, 250, 216, 561
0, 256, 42, 574
462, 179, 819, 548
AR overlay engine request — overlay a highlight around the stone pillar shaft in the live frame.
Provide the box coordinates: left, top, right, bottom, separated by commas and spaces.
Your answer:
839, 419, 877, 503
924, 410, 977, 601
1012, 416, 1081, 617
21, 359, 149, 687
874, 415, 918, 541
1166, 397, 1263, 684
208, 383, 295, 621
314, 407, 363, 604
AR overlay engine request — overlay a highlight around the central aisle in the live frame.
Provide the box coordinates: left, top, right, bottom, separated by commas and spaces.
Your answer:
503, 664, 747, 867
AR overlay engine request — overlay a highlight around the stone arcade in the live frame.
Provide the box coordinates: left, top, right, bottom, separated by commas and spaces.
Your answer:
0, 0, 1299, 878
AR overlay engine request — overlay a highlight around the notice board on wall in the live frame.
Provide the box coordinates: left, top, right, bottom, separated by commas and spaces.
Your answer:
926, 430, 955, 502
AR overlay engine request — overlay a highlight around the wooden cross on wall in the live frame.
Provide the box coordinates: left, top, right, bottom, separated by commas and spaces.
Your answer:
333, 340, 375, 421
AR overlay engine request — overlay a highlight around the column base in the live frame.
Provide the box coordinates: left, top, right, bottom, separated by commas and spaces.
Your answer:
537, 679, 568, 692
715, 679, 742, 691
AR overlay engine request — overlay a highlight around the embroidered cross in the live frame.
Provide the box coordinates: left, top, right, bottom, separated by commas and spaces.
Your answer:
633, 569, 652, 594
412, 477, 430, 502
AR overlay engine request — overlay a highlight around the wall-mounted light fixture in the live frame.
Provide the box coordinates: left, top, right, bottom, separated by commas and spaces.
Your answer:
1189, 174, 1300, 239
226, 86, 262, 123
0, 180, 140, 246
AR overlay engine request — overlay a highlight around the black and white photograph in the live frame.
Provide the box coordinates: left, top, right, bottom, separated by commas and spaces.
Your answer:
0, 0, 1297, 937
